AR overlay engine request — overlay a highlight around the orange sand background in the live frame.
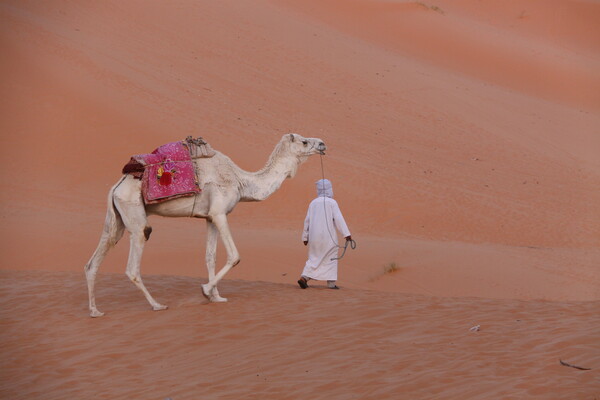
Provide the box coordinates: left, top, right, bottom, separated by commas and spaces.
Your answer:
1, 0, 598, 398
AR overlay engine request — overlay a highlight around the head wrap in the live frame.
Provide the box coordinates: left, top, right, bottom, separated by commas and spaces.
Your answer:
316, 179, 333, 198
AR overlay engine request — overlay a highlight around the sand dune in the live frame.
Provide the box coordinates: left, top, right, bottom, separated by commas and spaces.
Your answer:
1, 0, 599, 252
280, 0, 600, 110
1, 0, 599, 398
1, 271, 599, 399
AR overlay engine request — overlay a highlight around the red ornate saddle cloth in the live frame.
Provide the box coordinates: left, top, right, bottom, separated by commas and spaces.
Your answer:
122, 137, 215, 204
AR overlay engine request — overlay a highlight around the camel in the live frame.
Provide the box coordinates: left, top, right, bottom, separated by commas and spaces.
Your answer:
85, 133, 326, 317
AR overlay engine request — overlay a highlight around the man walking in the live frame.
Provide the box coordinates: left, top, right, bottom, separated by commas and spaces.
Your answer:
298, 179, 352, 290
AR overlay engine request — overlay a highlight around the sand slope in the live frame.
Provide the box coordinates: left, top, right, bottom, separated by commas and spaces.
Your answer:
1, 0, 599, 398
1, 271, 598, 399
0, 0, 598, 298
280, 0, 600, 110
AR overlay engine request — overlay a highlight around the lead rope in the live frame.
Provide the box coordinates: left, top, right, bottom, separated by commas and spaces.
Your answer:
190, 144, 200, 217
318, 154, 356, 261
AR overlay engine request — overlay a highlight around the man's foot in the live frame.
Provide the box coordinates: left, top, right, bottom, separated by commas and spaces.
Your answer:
329, 285, 340, 290
297, 277, 308, 289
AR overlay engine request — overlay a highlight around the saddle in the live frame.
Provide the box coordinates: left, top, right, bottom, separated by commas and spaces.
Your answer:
122, 136, 216, 204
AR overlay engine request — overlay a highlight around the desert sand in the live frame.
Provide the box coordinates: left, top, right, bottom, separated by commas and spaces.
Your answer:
1, 0, 599, 398
1, 270, 599, 399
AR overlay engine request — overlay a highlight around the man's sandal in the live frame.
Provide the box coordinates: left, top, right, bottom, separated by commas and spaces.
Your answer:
297, 278, 308, 289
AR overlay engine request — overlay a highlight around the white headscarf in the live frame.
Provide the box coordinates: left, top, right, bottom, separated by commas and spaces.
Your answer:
316, 179, 333, 198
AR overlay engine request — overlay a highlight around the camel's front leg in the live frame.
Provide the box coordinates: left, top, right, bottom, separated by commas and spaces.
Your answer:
204, 220, 228, 302
202, 214, 240, 301
125, 233, 168, 311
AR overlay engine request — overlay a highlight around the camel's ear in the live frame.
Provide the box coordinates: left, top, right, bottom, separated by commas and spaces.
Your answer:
289, 133, 295, 142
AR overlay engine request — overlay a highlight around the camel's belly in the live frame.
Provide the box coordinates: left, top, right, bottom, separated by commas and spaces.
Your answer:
145, 185, 238, 218
145, 195, 207, 218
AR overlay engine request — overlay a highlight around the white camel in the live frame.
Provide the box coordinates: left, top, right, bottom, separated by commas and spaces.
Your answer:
85, 133, 326, 317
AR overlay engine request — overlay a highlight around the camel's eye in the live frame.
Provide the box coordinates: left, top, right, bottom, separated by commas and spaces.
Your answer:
302, 140, 308, 146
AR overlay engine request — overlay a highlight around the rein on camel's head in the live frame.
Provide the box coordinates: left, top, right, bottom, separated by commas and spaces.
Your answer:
287, 133, 326, 155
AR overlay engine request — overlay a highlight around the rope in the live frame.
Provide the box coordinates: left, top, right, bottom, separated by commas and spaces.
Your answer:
318, 154, 356, 261
335, 236, 357, 261
189, 144, 200, 217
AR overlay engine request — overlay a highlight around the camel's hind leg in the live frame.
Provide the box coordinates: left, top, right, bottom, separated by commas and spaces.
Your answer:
85, 229, 123, 317
204, 220, 228, 302
85, 179, 126, 317
115, 198, 167, 312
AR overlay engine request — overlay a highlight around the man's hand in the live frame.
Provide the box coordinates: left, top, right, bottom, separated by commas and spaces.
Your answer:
303, 240, 308, 246
345, 235, 352, 241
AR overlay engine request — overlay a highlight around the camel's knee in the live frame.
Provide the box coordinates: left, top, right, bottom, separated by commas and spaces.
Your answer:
230, 255, 240, 267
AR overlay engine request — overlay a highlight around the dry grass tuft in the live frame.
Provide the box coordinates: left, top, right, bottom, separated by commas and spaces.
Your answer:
416, 2, 445, 14
383, 262, 400, 274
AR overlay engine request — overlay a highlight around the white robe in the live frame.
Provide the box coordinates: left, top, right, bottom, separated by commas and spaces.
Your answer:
301, 182, 351, 281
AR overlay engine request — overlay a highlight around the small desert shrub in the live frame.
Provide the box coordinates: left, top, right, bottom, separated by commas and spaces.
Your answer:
383, 262, 400, 274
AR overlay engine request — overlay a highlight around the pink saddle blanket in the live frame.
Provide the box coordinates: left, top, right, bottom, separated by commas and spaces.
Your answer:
122, 140, 202, 204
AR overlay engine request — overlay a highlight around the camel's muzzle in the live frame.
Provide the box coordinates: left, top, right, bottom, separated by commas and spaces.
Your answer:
317, 142, 326, 154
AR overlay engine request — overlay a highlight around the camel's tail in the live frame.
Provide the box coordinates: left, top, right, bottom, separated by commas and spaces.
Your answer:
84, 177, 126, 272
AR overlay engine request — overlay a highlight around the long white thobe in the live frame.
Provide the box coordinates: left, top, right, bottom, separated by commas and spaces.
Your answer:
301, 196, 351, 281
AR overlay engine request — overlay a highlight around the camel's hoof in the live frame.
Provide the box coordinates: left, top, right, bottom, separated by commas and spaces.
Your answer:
201, 284, 212, 300
201, 284, 227, 303
153, 304, 168, 311
90, 309, 105, 318
212, 295, 228, 303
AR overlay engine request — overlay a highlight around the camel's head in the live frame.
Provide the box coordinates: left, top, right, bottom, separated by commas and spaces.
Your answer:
286, 133, 326, 157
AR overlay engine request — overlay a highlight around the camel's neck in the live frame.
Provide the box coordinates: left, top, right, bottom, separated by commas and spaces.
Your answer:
238, 142, 305, 202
